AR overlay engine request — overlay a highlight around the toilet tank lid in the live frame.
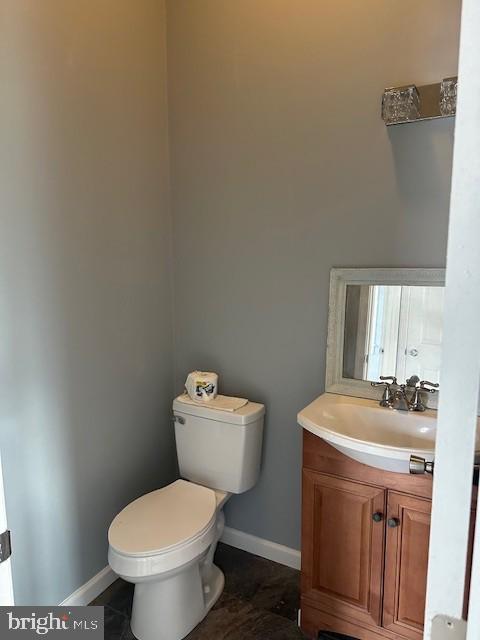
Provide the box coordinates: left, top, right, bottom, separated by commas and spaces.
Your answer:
173, 395, 265, 425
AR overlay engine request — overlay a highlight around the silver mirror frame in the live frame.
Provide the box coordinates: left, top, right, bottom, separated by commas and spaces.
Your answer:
325, 268, 446, 408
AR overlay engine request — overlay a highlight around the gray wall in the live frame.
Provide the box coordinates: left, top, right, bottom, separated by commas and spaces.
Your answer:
166, 0, 461, 550
0, 1, 175, 604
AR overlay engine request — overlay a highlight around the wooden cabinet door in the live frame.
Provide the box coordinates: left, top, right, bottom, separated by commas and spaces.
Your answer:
382, 492, 431, 639
302, 470, 386, 627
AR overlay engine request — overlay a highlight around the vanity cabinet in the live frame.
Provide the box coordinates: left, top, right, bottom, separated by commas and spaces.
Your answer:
301, 431, 476, 640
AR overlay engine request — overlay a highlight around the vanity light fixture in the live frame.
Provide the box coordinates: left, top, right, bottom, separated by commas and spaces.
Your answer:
381, 76, 458, 125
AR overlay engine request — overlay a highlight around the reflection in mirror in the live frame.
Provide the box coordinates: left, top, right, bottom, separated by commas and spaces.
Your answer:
343, 285, 445, 384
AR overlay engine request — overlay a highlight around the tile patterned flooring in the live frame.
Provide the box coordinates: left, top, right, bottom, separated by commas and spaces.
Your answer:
91, 543, 350, 640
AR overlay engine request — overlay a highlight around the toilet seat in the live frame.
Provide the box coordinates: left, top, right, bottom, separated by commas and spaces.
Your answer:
109, 479, 217, 557
108, 480, 219, 579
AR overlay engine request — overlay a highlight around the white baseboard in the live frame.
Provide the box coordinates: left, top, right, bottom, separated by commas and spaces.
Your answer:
221, 526, 301, 570
59, 566, 116, 606
59, 529, 299, 606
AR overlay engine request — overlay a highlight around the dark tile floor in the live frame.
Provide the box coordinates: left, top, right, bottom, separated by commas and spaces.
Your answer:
91, 543, 350, 640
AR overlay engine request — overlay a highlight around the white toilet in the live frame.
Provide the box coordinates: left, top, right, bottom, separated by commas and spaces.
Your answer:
108, 394, 265, 640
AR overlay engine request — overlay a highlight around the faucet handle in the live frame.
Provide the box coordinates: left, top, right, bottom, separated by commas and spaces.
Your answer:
419, 380, 439, 393
371, 375, 397, 386
380, 375, 398, 383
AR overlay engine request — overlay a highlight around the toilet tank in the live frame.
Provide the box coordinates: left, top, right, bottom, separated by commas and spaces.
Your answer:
172, 395, 265, 494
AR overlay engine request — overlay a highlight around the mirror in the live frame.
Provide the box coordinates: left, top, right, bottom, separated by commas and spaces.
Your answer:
343, 284, 444, 384
325, 268, 445, 406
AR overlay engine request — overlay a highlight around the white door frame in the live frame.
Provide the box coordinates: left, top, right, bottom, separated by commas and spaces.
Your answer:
0, 453, 14, 605
424, 0, 480, 637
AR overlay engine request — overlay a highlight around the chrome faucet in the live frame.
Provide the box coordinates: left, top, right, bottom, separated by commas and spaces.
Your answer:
391, 384, 411, 411
392, 375, 420, 411
371, 376, 439, 411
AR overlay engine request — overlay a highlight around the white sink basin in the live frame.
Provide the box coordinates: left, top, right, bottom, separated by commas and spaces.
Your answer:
298, 392, 480, 474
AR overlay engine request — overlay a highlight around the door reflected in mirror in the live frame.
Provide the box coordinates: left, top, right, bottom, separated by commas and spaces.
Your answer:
343, 285, 445, 384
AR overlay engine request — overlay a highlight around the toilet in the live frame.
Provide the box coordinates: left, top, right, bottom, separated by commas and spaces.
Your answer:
108, 394, 265, 640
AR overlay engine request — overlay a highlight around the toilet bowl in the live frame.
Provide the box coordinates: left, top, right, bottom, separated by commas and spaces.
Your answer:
108, 395, 264, 640
108, 480, 230, 640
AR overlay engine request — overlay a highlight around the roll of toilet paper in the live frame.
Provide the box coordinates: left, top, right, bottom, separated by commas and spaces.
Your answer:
185, 371, 218, 402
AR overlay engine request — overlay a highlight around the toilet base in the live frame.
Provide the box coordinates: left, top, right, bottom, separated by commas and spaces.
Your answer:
203, 563, 225, 613
130, 562, 225, 640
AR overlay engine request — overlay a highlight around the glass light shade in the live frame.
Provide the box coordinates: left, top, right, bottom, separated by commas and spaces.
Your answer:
382, 85, 420, 125
440, 77, 457, 117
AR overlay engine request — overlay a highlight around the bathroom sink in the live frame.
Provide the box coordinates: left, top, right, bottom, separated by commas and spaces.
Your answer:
298, 393, 480, 474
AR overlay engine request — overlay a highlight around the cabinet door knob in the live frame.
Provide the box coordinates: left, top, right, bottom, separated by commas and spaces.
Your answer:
372, 512, 384, 523
388, 517, 400, 528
